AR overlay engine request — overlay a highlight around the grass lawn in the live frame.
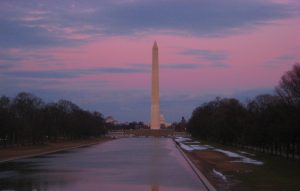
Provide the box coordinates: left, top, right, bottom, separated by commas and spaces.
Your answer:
234, 153, 300, 191
182, 139, 300, 191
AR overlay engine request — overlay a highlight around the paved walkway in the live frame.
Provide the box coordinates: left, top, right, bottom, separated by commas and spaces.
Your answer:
0, 138, 208, 191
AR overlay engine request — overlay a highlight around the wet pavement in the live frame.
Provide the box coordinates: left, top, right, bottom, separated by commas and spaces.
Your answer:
0, 138, 207, 191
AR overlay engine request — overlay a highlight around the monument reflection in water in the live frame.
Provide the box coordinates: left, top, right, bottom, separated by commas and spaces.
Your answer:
0, 138, 207, 191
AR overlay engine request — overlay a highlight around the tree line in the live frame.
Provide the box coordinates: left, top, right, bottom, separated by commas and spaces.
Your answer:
188, 63, 300, 159
0, 92, 106, 147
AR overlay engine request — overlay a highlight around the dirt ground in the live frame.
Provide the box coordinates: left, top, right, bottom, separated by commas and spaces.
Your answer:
187, 150, 241, 191
0, 137, 112, 162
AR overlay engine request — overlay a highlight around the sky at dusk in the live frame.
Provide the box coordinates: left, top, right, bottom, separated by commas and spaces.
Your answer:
1, 0, 300, 123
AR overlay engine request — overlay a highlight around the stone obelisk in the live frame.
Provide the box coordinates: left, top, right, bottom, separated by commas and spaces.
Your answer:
151, 41, 160, 130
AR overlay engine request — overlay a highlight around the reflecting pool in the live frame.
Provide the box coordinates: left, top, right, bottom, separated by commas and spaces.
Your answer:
0, 138, 207, 191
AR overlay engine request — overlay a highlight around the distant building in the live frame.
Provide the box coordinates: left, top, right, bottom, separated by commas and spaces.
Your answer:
160, 114, 170, 128
175, 117, 187, 131
105, 116, 118, 125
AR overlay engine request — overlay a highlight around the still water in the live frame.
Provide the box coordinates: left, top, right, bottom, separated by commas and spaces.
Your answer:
0, 138, 207, 191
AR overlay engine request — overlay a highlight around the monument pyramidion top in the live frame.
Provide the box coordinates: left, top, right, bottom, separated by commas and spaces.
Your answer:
153, 40, 158, 49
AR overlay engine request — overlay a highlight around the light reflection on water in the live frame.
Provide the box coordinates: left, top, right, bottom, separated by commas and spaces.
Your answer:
0, 138, 207, 191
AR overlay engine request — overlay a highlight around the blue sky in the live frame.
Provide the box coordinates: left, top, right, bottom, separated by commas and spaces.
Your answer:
1, 0, 300, 123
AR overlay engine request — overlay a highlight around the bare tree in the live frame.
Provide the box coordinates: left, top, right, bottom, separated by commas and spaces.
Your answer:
276, 63, 300, 105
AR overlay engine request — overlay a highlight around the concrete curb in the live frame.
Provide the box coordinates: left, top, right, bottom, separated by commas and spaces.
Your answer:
174, 140, 217, 191
0, 142, 100, 163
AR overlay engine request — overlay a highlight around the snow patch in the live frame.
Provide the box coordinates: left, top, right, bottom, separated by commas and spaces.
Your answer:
175, 137, 191, 143
190, 144, 210, 151
215, 149, 263, 165
215, 149, 241, 158
178, 142, 212, 151
232, 158, 264, 165
179, 143, 194, 151
204, 144, 214, 149
212, 169, 227, 181
175, 137, 263, 165
175, 137, 214, 151
238, 151, 255, 156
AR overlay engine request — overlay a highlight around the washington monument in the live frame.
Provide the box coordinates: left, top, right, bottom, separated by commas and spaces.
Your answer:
151, 41, 160, 129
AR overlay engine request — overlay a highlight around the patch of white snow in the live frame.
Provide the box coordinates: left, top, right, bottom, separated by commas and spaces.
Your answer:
215, 149, 241, 158
179, 143, 194, 151
175, 137, 191, 143
238, 151, 255, 156
203, 145, 214, 149
190, 144, 210, 151
212, 169, 227, 181
232, 158, 264, 165
215, 149, 263, 165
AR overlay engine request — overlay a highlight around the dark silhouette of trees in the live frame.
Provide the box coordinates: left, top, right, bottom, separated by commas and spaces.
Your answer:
188, 98, 248, 144
170, 117, 188, 132
188, 63, 300, 159
110, 121, 148, 131
276, 63, 300, 105
0, 92, 106, 147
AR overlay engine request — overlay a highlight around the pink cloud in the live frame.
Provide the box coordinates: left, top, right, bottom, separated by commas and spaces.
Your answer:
8, 17, 299, 95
